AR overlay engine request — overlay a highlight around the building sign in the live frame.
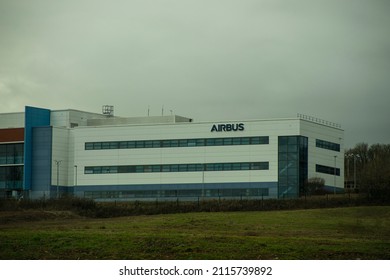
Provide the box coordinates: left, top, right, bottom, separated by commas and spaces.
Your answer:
211, 123, 244, 132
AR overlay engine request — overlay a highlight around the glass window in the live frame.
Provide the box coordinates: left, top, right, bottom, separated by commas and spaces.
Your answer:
232, 163, 241, 170
179, 165, 187, 172
93, 167, 102, 174
232, 138, 241, 145
135, 166, 144, 173
206, 164, 214, 171
187, 139, 196, 146
179, 139, 187, 147
223, 138, 233, 145
136, 141, 144, 148
223, 163, 232, 170
152, 140, 161, 148
251, 162, 269, 170
187, 164, 197, 171
93, 142, 102, 150
83, 136, 270, 150
152, 165, 161, 172
144, 141, 153, 148
110, 142, 119, 149
102, 166, 111, 173
142, 165, 151, 172
170, 140, 179, 147
196, 139, 205, 146
102, 142, 110, 149
214, 138, 223, 146
85, 167, 93, 174
195, 164, 204, 171
241, 137, 250, 145
288, 137, 297, 145
206, 139, 215, 146
162, 165, 171, 172
109, 166, 118, 173
85, 143, 94, 150
127, 141, 135, 148
250, 137, 260, 144
118, 166, 128, 173
119, 142, 128, 149
170, 165, 179, 172
279, 137, 288, 145
162, 140, 171, 147
241, 163, 250, 170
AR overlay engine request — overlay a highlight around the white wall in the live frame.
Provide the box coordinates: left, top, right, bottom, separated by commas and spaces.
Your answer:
300, 120, 344, 189
51, 127, 70, 187
50, 117, 345, 191
72, 119, 303, 187
0, 112, 24, 128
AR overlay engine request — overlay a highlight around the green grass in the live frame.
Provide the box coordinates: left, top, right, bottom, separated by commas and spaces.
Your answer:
1, 206, 389, 259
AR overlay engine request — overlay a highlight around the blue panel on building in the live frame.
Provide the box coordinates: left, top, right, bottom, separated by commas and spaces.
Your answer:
31, 127, 52, 194
23, 106, 51, 190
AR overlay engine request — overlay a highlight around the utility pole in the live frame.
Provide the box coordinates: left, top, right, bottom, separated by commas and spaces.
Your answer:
74, 165, 78, 186
54, 160, 62, 199
353, 154, 360, 190
334, 155, 337, 195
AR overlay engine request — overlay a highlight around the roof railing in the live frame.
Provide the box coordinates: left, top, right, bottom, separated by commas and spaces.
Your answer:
297, 113, 342, 129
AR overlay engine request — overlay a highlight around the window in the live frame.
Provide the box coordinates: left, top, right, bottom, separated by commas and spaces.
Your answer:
278, 136, 308, 198
84, 161, 269, 174
316, 139, 340, 152
144, 141, 153, 148
85, 136, 270, 150
316, 164, 340, 176
0, 144, 24, 165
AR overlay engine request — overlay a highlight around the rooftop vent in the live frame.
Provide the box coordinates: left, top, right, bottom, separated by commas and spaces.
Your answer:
102, 105, 114, 117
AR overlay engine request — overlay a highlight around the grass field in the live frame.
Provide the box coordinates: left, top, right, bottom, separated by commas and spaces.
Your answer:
0, 206, 389, 259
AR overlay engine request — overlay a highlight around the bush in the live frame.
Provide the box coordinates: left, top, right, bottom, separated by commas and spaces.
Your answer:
0, 193, 389, 219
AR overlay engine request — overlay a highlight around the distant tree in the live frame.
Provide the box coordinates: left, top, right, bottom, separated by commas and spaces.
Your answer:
304, 177, 326, 195
345, 143, 390, 201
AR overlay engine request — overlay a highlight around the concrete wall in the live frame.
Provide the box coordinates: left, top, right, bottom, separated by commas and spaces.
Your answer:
300, 120, 344, 189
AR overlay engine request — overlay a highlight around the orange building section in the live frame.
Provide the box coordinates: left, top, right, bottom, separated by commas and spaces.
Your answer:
0, 128, 24, 143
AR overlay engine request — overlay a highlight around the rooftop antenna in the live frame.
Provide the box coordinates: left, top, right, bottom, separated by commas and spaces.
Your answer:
102, 105, 114, 117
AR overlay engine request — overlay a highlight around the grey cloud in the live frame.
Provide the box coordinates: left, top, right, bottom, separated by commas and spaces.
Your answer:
0, 0, 389, 147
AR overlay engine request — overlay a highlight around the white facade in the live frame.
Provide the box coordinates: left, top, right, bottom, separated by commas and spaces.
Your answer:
0, 106, 344, 200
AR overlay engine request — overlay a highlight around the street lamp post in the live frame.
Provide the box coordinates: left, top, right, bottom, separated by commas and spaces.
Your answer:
353, 154, 360, 190
54, 160, 62, 199
334, 155, 337, 195
346, 153, 360, 190
74, 165, 78, 186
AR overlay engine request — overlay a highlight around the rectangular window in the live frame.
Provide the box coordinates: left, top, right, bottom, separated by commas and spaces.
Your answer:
85, 161, 269, 174
102, 142, 110, 149
93, 143, 102, 150
85, 136, 270, 150
241, 137, 250, 145
232, 138, 241, 145
152, 140, 161, 148
144, 141, 153, 148
316, 164, 340, 176
214, 138, 223, 146
206, 139, 215, 146
127, 141, 136, 148
223, 138, 233, 145
119, 142, 128, 149
136, 141, 144, 148
187, 139, 196, 146
316, 139, 340, 152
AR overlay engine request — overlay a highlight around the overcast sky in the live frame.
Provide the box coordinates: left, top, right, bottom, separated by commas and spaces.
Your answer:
0, 0, 389, 148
